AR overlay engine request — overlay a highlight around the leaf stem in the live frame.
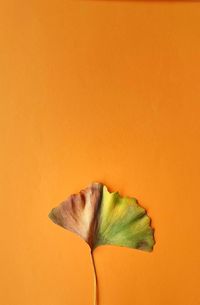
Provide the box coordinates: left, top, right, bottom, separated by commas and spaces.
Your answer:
90, 251, 98, 305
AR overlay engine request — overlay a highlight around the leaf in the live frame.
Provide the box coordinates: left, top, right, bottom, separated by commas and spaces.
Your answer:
49, 182, 155, 252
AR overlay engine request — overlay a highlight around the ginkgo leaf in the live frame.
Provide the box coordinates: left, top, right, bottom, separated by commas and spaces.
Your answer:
48, 182, 155, 252
49, 183, 155, 305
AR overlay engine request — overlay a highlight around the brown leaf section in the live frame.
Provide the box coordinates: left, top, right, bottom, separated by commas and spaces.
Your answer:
48, 182, 103, 248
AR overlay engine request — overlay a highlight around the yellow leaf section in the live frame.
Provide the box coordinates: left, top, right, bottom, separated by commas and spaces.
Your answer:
94, 186, 155, 252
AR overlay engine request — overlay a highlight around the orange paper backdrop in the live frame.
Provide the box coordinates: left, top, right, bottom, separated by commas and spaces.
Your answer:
0, 1, 200, 305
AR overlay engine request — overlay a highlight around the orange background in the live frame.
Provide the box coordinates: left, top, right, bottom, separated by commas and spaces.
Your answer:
0, 1, 200, 305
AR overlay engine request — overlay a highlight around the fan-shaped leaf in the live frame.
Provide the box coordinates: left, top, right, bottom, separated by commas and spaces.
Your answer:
49, 183, 155, 252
